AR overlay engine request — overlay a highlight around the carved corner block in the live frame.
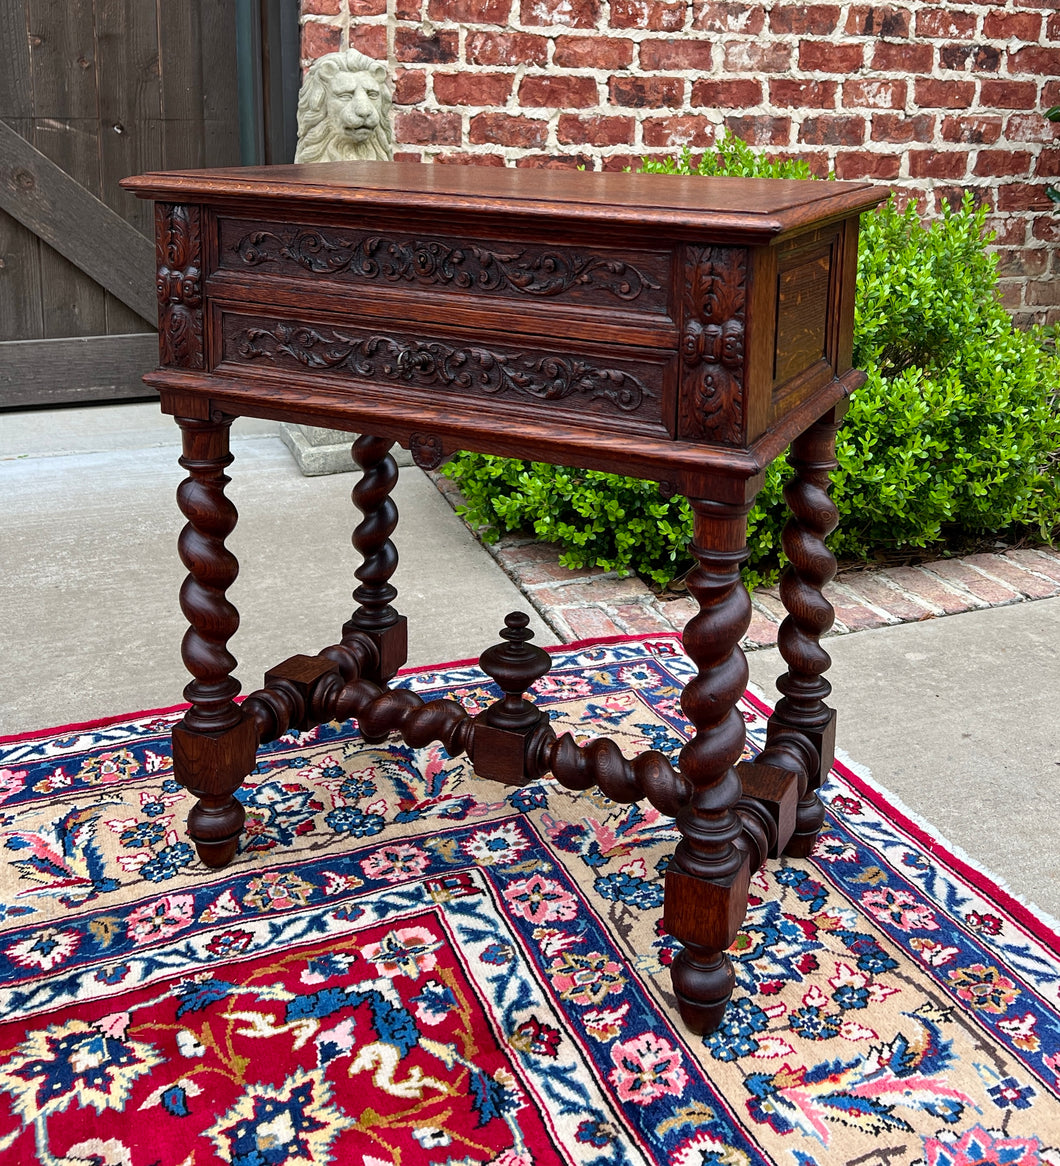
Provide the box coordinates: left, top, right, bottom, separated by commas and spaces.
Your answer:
172, 716, 259, 799
663, 854, 751, 953
470, 713, 548, 787
351, 616, 409, 685
263, 654, 343, 731
737, 759, 799, 858
767, 706, 837, 790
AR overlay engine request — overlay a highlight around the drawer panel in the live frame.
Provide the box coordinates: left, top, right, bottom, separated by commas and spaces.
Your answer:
216, 307, 675, 438
216, 217, 673, 317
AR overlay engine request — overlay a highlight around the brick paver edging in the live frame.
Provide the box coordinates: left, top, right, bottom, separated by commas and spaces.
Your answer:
431, 474, 1060, 648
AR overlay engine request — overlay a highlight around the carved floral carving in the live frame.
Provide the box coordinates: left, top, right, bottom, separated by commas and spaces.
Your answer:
233, 228, 661, 302
234, 321, 652, 414
409, 433, 447, 470
156, 204, 204, 369
680, 246, 746, 445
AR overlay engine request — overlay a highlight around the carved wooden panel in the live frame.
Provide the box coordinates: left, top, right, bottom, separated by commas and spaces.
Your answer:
218, 311, 669, 434
217, 218, 671, 314
677, 245, 747, 447
773, 235, 835, 388
156, 203, 205, 369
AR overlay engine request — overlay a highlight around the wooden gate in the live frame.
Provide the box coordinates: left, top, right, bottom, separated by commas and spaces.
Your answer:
0, 2, 241, 409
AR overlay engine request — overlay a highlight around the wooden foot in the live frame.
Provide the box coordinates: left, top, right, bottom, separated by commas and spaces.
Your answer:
664, 493, 756, 1033
767, 405, 845, 859
173, 414, 258, 867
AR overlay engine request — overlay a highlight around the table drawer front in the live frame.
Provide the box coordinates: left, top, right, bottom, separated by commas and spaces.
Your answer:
216, 309, 674, 437
216, 217, 673, 317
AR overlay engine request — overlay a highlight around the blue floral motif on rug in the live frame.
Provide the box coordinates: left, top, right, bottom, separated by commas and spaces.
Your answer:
0, 636, 1058, 1164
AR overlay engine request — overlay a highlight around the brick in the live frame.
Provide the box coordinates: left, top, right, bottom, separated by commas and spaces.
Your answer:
611, 602, 675, 634
844, 5, 911, 37
642, 115, 716, 147
557, 113, 635, 145
555, 35, 635, 69
980, 79, 1038, 109
520, 74, 599, 108
834, 151, 901, 179
394, 69, 428, 105
771, 79, 838, 109
301, 20, 342, 57
659, 596, 697, 634
821, 582, 892, 631
1032, 214, 1060, 242
691, 1, 764, 33
435, 152, 507, 167
393, 149, 426, 162
725, 115, 792, 146
639, 37, 713, 70
428, 0, 510, 17
740, 606, 781, 648
908, 149, 970, 178
531, 576, 647, 605
515, 153, 593, 168
963, 553, 1059, 600
914, 78, 975, 109
941, 115, 1002, 144
350, 0, 387, 14
395, 28, 458, 63
691, 79, 763, 107
916, 7, 977, 38
302, 0, 341, 11
1048, 11, 1060, 39
924, 559, 1021, 605
1002, 548, 1060, 586
798, 40, 864, 72
349, 23, 387, 57
470, 113, 548, 147
608, 75, 684, 108
559, 606, 626, 641
494, 541, 602, 585
842, 79, 907, 108
520, 0, 599, 26
872, 41, 933, 71
467, 32, 548, 66
940, 43, 1000, 71
1044, 81, 1060, 108
996, 247, 1049, 276
610, 0, 685, 30
836, 572, 936, 622
974, 149, 1032, 177
1036, 150, 1060, 177
724, 42, 793, 72
1008, 46, 1060, 75
1026, 279, 1060, 305
394, 110, 463, 145
434, 72, 513, 106
998, 281, 1024, 309
985, 214, 1027, 244
982, 10, 1042, 39
600, 153, 639, 170
769, 5, 839, 34
998, 182, 1054, 212
1005, 113, 1060, 144
799, 115, 865, 146
933, 184, 993, 213
878, 566, 976, 615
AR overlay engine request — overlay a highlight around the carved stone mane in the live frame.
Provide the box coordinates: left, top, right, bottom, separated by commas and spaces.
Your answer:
295, 49, 394, 164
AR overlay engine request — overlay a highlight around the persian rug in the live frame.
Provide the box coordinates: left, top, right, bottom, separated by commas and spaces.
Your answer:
1, 636, 1058, 1166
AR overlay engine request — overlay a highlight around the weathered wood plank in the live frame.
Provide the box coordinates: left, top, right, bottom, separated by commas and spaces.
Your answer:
159, 1, 205, 170
0, 120, 156, 324
0, 333, 158, 408
200, 0, 242, 167
0, 3, 33, 120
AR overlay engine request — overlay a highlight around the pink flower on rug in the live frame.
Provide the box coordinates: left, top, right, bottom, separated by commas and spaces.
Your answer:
503, 875, 578, 924
6, 927, 80, 971
830, 795, 863, 815
361, 926, 441, 980
965, 910, 1003, 936
923, 1124, 1041, 1166
360, 842, 430, 883
608, 1032, 689, 1105
77, 749, 140, 785
947, 964, 1020, 1014
997, 1012, 1040, 1053
532, 674, 593, 699
583, 1003, 630, 1042
0, 767, 27, 801
242, 871, 314, 911
126, 895, 195, 944
910, 937, 960, 966
860, 887, 939, 932
547, 950, 627, 1006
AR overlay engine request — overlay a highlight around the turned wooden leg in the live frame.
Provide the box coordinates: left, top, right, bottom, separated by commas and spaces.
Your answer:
173, 414, 257, 868
665, 494, 754, 1035
342, 434, 408, 687
768, 404, 845, 858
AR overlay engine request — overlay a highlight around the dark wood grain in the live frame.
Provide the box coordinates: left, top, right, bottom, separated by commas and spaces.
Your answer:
0, 333, 158, 408
125, 163, 882, 1035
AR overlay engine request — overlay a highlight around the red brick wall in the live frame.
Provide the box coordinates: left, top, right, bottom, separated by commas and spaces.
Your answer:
301, 0, 1060, 323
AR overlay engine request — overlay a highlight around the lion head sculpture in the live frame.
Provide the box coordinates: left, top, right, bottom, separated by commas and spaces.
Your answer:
295, 49, 394, 164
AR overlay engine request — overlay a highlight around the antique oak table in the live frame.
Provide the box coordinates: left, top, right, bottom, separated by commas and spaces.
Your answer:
122, 162, 882, 1035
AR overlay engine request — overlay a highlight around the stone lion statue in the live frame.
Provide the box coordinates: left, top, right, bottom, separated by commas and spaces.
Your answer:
295, 48, 393, 163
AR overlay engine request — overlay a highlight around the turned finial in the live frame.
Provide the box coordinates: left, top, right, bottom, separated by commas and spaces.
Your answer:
478, 612, 551, 732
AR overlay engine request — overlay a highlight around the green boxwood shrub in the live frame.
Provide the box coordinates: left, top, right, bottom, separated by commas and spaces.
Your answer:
445, 135, 1060, 589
